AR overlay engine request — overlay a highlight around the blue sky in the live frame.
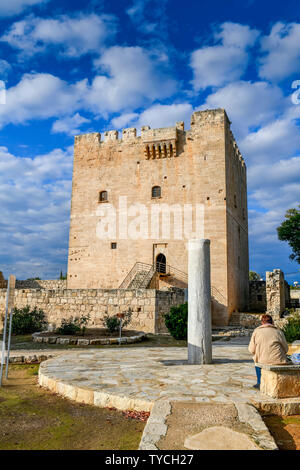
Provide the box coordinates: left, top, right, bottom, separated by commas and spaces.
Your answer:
0, 0, 299, 283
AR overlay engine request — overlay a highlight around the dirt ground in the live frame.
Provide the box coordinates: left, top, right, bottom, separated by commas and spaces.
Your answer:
0, 365, 145, 450
38, 328, 142, 339
263, 415, 300, 450
157, 402, 253, 450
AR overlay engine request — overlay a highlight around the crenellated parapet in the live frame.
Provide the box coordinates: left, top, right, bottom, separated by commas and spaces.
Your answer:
230, 131, 246, 173
73, 109, 245, 167
75, 123, 183, 159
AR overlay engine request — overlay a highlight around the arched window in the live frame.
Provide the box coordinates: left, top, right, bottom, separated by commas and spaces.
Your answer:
156, 253, 166, 273
152, 186, 161, 198
99, 190, 108, 202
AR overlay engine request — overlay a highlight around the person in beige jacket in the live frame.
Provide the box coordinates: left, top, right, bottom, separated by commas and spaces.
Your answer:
248, 314, 288, 389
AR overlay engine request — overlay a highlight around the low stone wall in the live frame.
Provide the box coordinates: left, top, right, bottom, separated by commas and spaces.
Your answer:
229, 312, 290, 330
0, 277, 67, 289
290, 290, 300, 300
0, 286, 184, 334
260, 364, 300, 399
229, 312, 262, 329
32, 331, 146, 346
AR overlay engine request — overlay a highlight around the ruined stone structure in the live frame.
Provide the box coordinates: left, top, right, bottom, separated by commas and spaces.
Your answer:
249, 281, 267, 312
67, 109, 249, 325
266, 269, 288, 319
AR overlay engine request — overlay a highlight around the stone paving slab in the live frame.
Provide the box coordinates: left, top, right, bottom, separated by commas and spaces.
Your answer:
38, 344, 299, 413
139, 401, 278, 450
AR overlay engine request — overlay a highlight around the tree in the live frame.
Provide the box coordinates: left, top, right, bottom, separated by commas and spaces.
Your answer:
249, 271, 261, 281
59, 270, 67, 280
277, 206, 300, 263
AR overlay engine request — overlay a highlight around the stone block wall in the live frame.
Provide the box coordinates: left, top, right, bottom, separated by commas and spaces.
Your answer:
0, 286, 184, 334
229, 312, 262, 328
249, 281, 267, 312
0, 278, 67, 289
155, 288, 185, 333
290, 289, 300, 300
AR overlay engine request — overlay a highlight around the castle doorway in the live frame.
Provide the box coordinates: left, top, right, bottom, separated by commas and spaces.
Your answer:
156, 253, 166, 274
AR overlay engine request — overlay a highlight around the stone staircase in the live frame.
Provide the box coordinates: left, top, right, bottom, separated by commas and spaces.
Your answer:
119, 262, 155, 289
127, 269, 154, 289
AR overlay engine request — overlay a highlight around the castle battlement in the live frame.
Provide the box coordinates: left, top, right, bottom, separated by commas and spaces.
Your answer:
75, 108, 228, 144
74, 108, 245, 169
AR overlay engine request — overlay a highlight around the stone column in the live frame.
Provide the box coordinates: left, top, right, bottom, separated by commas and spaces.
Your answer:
266, 269, 285, 319
188, 239, 212, 364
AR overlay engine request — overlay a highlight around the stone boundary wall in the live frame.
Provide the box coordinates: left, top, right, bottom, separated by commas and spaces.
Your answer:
0, 287, 184, 334
229, 312, 262, 329
0, 279, 67, 289
290, 290, 300, 300
229, 312, 289, 330
249, 270, 291, 317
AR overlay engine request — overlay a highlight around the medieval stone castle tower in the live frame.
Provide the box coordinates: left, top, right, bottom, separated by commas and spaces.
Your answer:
67, 108, 249, 325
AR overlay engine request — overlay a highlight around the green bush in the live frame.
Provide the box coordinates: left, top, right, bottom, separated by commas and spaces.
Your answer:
164, 303, 188, 340
57, 314, 90, 336
103, 308, 133, 334
12, 306, 47, 335
282, 312, 300, 343
103, 315, 120, 334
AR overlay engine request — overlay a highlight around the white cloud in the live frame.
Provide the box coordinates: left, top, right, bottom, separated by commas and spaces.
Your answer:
89, 46, 177, 114
215, 22, 259, 48
248, 173, 300, 275
259, 22, 300, 82
1, 13, 117, 57
191, 22, 259, 90
111, 112, 139, 129
0, 46, 177, 128
111, 103, 193, 130
0, 145, 72, 279
248, 156, 300, 189
200, 80, 286, 139
0, 73, 86, 129
241, 107, 300, 164
52, 113, 90, 136
0, 0, 47, 17
136, 103, 193, 129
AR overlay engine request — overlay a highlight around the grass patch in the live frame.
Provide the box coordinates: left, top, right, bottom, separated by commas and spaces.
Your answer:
0, 365, 145, 450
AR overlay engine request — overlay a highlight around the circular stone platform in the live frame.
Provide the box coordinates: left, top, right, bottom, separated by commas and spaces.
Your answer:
39, 344, 274, 412
33, 331, 146, 346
